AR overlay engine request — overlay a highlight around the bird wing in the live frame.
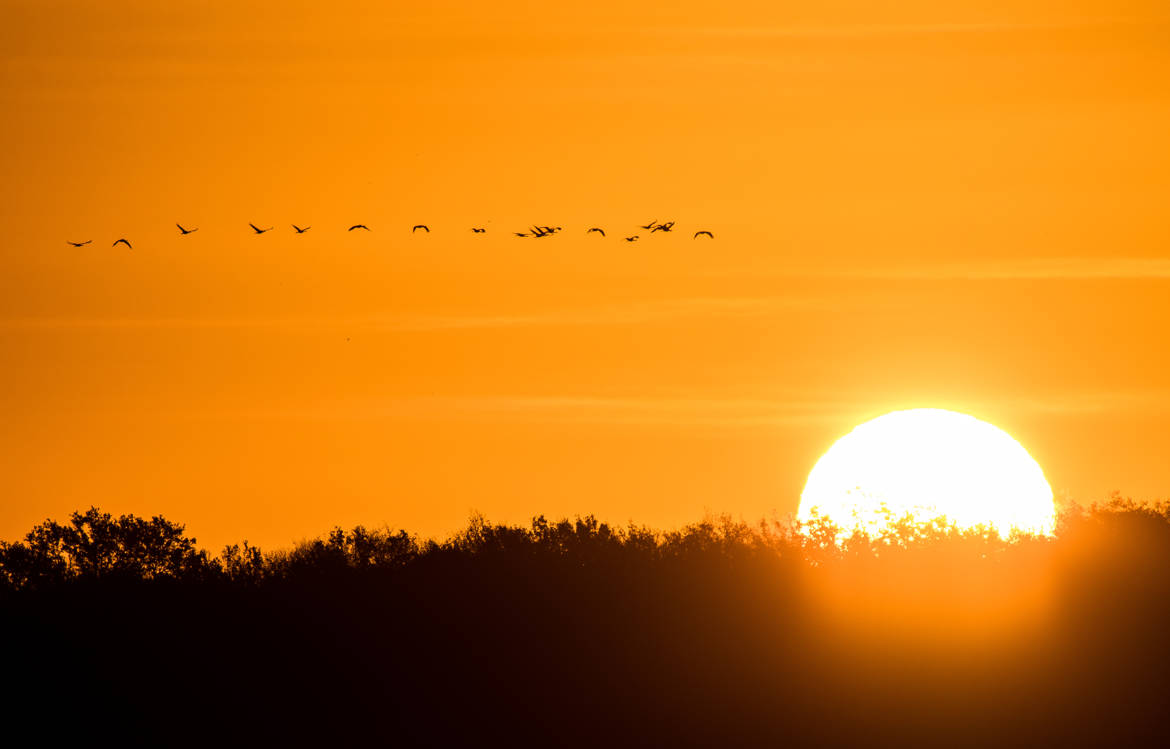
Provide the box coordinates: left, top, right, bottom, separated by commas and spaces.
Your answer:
113, 239, 131, 248
249, 223, 260, 231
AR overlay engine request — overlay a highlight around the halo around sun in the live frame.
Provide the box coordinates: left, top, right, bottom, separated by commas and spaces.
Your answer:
798, 409, 1055, 538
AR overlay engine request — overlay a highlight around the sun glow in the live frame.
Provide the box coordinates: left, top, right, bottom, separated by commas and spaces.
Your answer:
799, 409, 1055, 539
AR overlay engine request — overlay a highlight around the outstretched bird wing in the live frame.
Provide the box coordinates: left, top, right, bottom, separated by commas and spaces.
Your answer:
693, 231, 713, 239
113, 238, 132, 249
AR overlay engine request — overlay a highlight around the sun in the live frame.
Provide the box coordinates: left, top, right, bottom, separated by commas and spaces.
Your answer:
798, 409, 1055, 539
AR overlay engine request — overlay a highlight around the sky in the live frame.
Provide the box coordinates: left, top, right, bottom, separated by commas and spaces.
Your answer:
1, 0, 1168, 550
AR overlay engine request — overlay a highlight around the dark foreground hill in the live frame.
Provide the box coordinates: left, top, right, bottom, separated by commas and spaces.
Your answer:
4, 502, 1170, 746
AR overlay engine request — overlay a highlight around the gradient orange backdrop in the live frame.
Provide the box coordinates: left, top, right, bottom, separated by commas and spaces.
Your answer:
2, 0, 1168, 549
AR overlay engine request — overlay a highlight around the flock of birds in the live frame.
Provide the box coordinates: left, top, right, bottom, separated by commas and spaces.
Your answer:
66, 220, 715, 249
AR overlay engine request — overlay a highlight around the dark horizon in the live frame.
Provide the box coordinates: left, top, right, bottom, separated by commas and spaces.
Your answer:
5, 500, 1170, 745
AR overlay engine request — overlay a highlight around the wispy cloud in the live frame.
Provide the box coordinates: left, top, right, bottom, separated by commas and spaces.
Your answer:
832, 258, 1170, 281
174, 389, 1170, 427
682, 16, 1159, 40
0, 295, 822, 332
0, 317, 320, 330
379, 296, 823, 332
3, 257, 1166, 334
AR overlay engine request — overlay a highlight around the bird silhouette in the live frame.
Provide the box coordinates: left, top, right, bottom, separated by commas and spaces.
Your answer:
292, 224, 311, 233
113, 238, 133, 249
529, 226, 547, 237
249, 223, 273, 234
624, 236, 639, 242
540, 226, 562, 234
651, 221, 675, 233
412, 225, 429, 233
177, 224, 198, 235
586, 228, 605, 237
471, 227, 487, 233
66, 240, 92, 247
693, 231, 714, 239
639, 220, 657, 230
349, 224, 371, 231
514, 232, 529, 238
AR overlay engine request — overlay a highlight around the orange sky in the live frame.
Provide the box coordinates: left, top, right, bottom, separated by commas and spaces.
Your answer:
2, 1, 1168, 550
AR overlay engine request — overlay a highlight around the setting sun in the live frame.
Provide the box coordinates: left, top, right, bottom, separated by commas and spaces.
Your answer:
798, 409, 1055, 538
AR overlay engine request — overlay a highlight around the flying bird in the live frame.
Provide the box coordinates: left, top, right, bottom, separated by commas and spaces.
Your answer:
292, 224, 311, 233
349, 224, 371, 231
66, 240, 92, 247
540, 226, 562, 234
693, 231, 714, 239
624, 236, 639, 243
177, 223, 198, 235
113, 238, 132, 249
412, 225, 429, 233
514, 232, 529, 238
639, 220, 657, 230
586, 228, 605, 237
651, 221, 675, 233
249, 223, 273, 234
471, 227, 487, 233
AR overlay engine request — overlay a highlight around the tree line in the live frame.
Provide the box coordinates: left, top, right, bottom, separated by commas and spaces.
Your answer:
4, 499, 1170, 746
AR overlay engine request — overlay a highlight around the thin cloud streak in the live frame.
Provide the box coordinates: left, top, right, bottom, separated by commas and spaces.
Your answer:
0, 296, 824, 332
681, 16, 1160, 40
725, 258, 1170, 282
838, 258, 1170, 281
0, 317, 324, 330
380, 296, 824, 332
172, 390, 1170, 427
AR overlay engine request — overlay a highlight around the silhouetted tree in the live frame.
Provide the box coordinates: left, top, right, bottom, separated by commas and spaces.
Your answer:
0, 506, 211, 590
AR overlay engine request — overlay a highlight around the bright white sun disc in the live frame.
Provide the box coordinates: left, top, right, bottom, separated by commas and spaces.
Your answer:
798, 409, 1055, 537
